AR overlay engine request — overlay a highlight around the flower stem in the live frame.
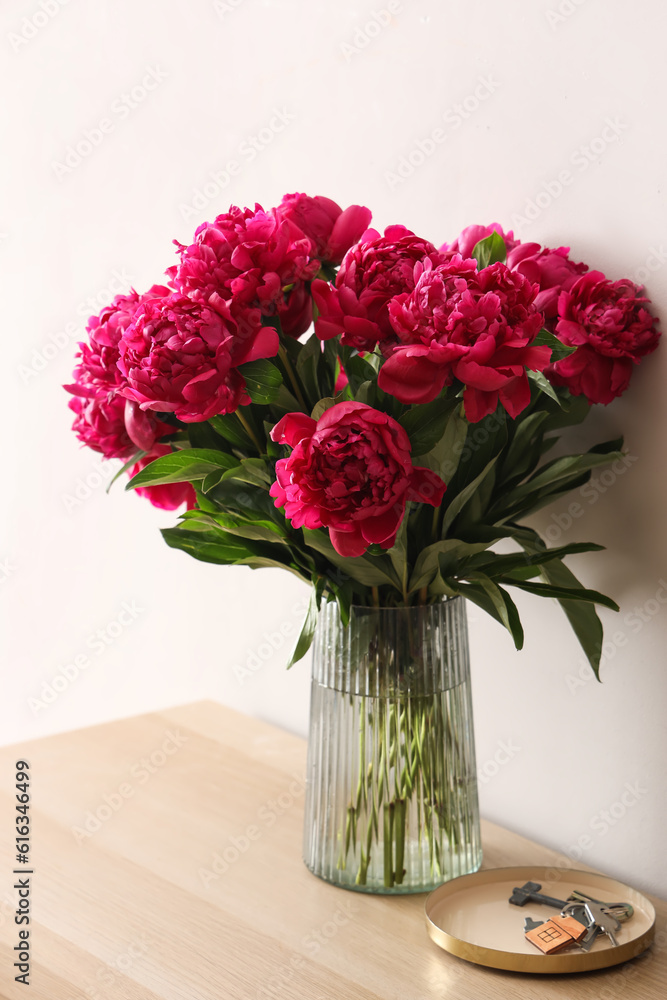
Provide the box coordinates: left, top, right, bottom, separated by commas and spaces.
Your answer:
394, 799, 406, 884
236, 409, 263, 453
431, 503, 440, 542
278, 346, 308, 411
339, 668, 473, 888
383, 802, 395, 888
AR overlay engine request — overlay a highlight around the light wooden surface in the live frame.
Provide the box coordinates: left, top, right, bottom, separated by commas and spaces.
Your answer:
0, 700, 664, 999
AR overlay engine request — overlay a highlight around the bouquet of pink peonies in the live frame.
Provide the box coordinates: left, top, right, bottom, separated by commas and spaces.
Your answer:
65, 196, 660, 677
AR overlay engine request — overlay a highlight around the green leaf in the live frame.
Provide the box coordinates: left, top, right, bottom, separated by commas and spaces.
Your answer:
399, 397, 458, 457
311, 396, 336, 420
106, 450, 146, 494
344, 352, 381, 393
464, 541, 605, 579
589, 436, 625, 456
490, 450, 624, 517
353, 380, 374, 405
208, 413, 254, 449
295, 333, 331, 403
441, 456, 500, 536
387, 515, 408, 592
237, 359, 283, 404
202, 476, 274, 518
501, 578, 619, 612
537, 392, 592, 435
497, 411, 549, 486
221, 458, 272, 488
273, 384, 303, 415
302, 528, 401, 590
540, 559, 605, 680
182, 510, 287, 545
331, 582, 353, 626
187, 420, 230, 451
528, 369, 562, 405
202, 469, 230, 493
513, 531, 610, 679
160, 526, 259, 564
446, 406, 508, 499
126, 449, 238, 490
317, 337, 340, 398
447, 574, 524, 649
408, 539, 490, 593
532, 329, 577, 363
286, 588, 319, 669
498, 585, 525, 649
471, 231, 507, 269
193, 487, 220, 514
161, 526, 309, 582
415, 404, 469, 481
526, 449, 624, 493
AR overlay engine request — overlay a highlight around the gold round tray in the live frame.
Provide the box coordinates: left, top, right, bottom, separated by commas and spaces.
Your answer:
425, 865, 656, 974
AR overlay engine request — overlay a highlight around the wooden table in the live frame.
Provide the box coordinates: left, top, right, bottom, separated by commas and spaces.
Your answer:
0, 700, 664, 999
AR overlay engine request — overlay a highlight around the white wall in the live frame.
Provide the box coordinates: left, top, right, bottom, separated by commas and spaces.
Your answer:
2, 0, 666, 897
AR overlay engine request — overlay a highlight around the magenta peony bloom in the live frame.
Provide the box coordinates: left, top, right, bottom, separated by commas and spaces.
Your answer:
65, 286, 173, 454
66, 287, 170, 396
276, 281, 314, 338
68, 393, 133, 460
379, 258, 550, 422
72, 291, 144, 394
276, 192, 372, 266
547, 271, 661, 404
269, 401, 446, 558
311, 225, 441, 351
130, 445, 197, 512
507, 243, 588, 319
172, 203, 319, 311
440, 223, 519, 260
117, 292, 279, 423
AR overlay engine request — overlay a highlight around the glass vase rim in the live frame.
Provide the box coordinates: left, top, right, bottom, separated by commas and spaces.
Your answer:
345, 596, 463, 612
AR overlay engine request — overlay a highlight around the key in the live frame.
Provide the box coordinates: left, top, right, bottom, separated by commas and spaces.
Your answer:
561, 900, 602, 952
567, 890, 634, 922
560, 902, 600, 951
523, 916, 544, 933
584, 901, 621, 947
578, 925, 602, 952
509, 881, 569, 909
562, 902, 591, 926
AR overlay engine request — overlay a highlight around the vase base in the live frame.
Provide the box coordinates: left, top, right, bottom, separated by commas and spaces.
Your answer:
303, 847, 483, 895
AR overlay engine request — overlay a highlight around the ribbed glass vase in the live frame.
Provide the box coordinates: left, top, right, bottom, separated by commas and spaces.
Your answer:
303, 598, 482, 893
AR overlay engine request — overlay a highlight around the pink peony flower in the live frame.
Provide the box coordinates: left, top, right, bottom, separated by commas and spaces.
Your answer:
171, 203, 319, 311
66, 288, 169, 395
275, 192, 372, 266
117, 292, 279, 423
276, 281, 314, 338
506, 243, 588, 319
442, 225, 589, 321
311, 225, 441, 351
269, 401, 446, 558
130, 445, 197, 512
65, 286, 173, 453
68, 393, 134, 460
547, 271, 661, 404
440, 223, 519, 260
379, 257, 550, 422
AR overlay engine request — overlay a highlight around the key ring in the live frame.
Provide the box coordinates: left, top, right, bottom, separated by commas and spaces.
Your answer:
566, 890, 634, 922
